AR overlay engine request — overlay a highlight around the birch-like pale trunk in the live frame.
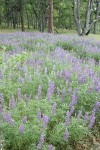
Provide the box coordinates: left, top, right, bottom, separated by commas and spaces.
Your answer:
73, 0, 82, 35
94, 0, 100, 34
84, 0, 93, 34
73, 0, 94, 35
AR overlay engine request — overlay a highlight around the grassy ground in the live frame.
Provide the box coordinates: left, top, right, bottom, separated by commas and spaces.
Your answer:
0, 28, 100, 40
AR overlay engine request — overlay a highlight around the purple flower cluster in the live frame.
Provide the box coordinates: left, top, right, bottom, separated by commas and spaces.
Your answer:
3, 112, 14, 126
37, 134, 45, 150
20, 124, 24, 134
42, 115, 49, 129
48, 144, 53, 150
47, 81, 55, 102
69, 92, 77, 107
64, 129, 69, 142
9, 95, 16, 109
38, 85, 42, 99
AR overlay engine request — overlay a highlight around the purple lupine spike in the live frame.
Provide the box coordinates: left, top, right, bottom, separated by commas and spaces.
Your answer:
3, 112, 11, 123
90, 111, 96, 120
65, 111, 70, 126
77, 110, 82, 120
3, 112, 14, 126
84, 112, 89, 123
37, 134, 45, 150
37, 143, 41, 150
48, 144, 53, 150
22, 116, 27, 123
62, 89, 66, 103
93, 101, 100, 113
69, 92, 77, 107
63, 69, 71, 83
9, 95, 15, 109
37, 109, 41, 121
42, 115, 49, 129
47, 81, 55, 102
20, 124, 24, 134
38, 85, 42, 99
52, 102, 57, 114
40, 134, 45, 144
69, 106, 75, 116
88, 115, 96, 129
64, 130, 69, 142
18, 88, 21, 101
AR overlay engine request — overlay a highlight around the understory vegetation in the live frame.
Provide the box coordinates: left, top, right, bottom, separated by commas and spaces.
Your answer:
0, 32, 100, 150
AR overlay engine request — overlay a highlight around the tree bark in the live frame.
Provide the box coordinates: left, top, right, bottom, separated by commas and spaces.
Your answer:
48, 0, 54, 33
83, 0, 93, 34
72, 0, 82, 35
94, 0, 100, 34
20, 0, 25, 32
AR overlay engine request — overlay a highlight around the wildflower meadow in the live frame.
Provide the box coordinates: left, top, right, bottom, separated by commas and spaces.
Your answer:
0, 32, 100, 150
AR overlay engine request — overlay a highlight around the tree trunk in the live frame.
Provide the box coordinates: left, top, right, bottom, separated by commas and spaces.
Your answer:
73, 0, 94, 36
72, 0, 82, 35
94, 0, 100, 34
20, 0, 25, 32
83, 0, 93, 34
48, 0, 54, 33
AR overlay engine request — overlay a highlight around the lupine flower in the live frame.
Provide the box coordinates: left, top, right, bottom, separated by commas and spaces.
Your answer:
48, 144, 53, 150
37, 134, 45, 150
69, 106, 75, 116
37, 109, 41, 121
9, 95, 15, 109
38, 85, 42, 99
40, 134, 45, 144
42, 115, 49, 129
84, 112, 89, 123
63, 69, 71, 83
47, 81, 55, 102
20, 124, 24, 134
37, 143, 41, 150
65, 111, 70, 126
93, 101, 100, 113
22, 116, 27, 123
88, 115, 96, 129
3, 112, 14, 126
69, 92, 77, 107
64, 129, 69, 142
77, 110, 82, 120
52, 102, 57, 114
18, 88, 21, 101
3, 112, 11, 123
